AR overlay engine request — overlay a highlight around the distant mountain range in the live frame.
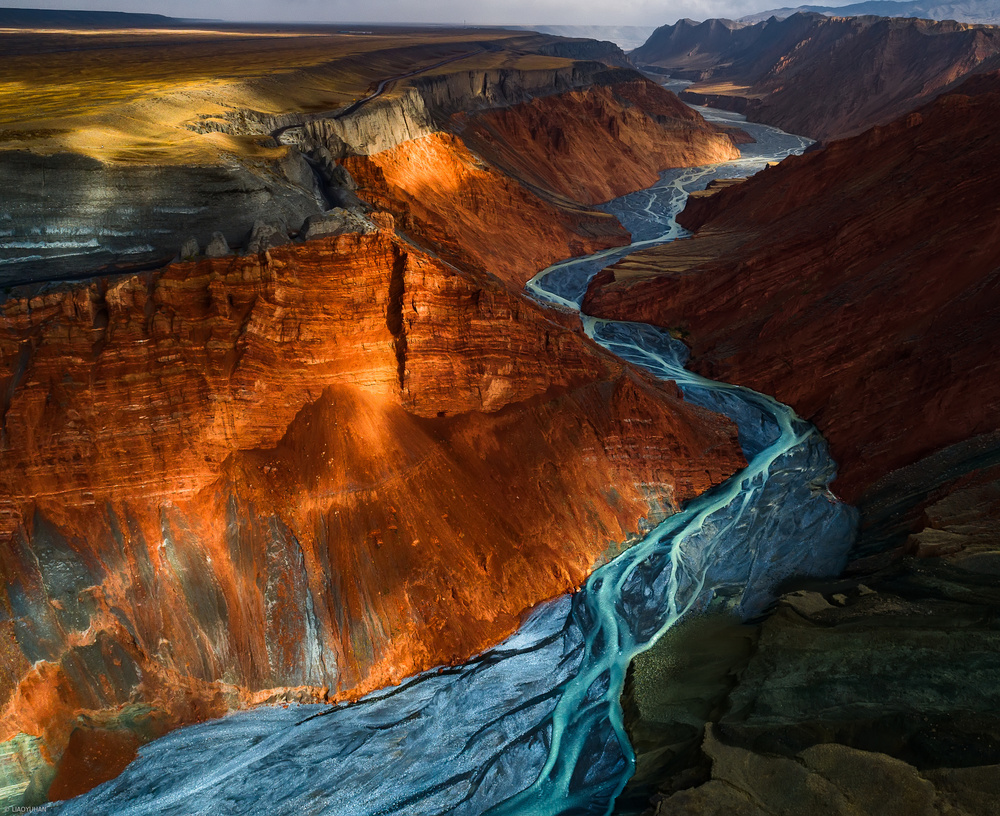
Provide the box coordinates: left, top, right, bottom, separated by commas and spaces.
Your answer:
0, 7, 179, 27
513, 25, 657, 51
632, 12, 1000, 139
741, 0, 1000, 24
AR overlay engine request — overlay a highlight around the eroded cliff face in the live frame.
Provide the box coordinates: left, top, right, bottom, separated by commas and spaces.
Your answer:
287, 62, 629, 158
635, 12, 1000, 140
584, 74, 1000, 505
343, 78, 739, 288
343, 132, 629, 288
0, 227, 745, 801
457, 81, 740, 205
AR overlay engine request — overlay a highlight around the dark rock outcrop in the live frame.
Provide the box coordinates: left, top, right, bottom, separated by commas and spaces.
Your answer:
0, 152, 326, 288
625, 472, 1000, 815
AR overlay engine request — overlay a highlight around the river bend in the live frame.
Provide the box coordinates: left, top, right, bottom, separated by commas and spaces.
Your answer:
56, 108, 855, 816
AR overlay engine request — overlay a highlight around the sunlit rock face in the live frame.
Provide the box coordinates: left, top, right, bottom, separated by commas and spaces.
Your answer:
635, 13, 1000, 140
344, 132, 629, 288
457, 81, 741, 205
583, 73, 1000, 504
0, 227, 744, 800
344, 79, 739, 288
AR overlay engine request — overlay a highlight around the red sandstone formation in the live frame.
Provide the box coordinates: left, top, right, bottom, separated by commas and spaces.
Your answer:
343, 133, 630, 288
0, 227, 744, 797
635, 13, 1000, 140
345, 80, 739, 287
457, 82, 740, 205
583, 74, 1000, 503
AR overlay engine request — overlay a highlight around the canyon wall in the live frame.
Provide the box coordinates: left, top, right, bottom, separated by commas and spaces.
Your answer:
0, 25, 752, 808
0, 226, 745, 803
0, 57, 736, 289
341, 77, 738, 287
634, 12, 1000, 140
584, 73, 1000, 507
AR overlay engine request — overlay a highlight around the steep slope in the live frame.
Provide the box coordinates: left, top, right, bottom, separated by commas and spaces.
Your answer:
0, 26, 646, 285
634, 12, 1000, 139
631, 17, 755, 77
0, 226, 745, 803
342, 132, 629, 288
344, 75, 739, 287
584, 73, 1000, 505
457, 80, 740, 205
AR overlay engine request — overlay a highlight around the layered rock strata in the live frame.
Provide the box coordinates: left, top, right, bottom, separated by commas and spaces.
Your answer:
457, 80, 741, 205
344, 78, 739, 287
0, 227, 744, 803
584, 74, 1000, 504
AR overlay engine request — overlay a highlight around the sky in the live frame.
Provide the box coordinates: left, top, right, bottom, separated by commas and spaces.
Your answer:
0, 0, 857, 26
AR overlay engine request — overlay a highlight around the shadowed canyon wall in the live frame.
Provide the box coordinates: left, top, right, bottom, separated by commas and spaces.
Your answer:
584, 73, 1000, 507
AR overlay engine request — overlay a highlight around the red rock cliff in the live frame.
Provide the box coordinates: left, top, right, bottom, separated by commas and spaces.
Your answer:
584, 74, 1000, 503
0, 228, 744, 799
344, 78, 739, 288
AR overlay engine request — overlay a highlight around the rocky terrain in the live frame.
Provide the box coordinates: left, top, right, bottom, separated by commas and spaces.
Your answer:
0, 27, 634, 286
0, 225, 745, 805
344, 76, 738, 287
584, 72, 1000, 814
0, 22, 754, 809
625, 490, 1000, 816
633, 12, 1000, 139
585, 71, 1000, 505
6, 11, 998, 816
0, 24, 740, 288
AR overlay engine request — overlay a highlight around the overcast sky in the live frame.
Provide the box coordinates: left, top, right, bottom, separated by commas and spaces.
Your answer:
0, 0, 854, 26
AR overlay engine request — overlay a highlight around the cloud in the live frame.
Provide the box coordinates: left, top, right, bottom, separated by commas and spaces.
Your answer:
4, 0, 853, 26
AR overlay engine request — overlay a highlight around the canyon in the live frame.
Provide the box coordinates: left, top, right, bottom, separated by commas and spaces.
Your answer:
0, 20, 750, 809
0, 229, 745, 803
634, 12, 1000, 139
584, 71, 1000, 506
584, 69, 1000, 814
1, 7, 998, 815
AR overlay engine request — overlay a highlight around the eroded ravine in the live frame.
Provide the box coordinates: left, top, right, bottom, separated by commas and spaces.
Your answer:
55, 108, 854, 816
